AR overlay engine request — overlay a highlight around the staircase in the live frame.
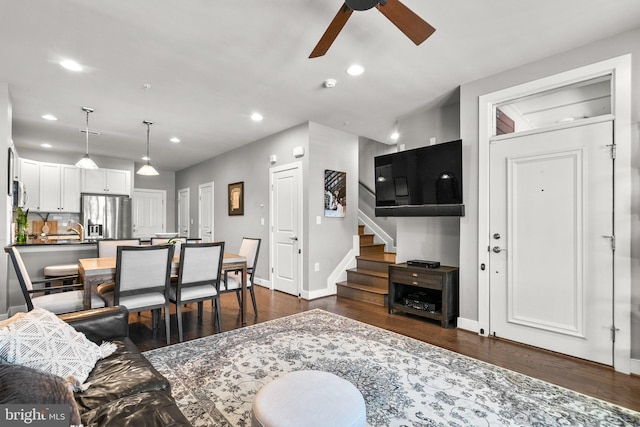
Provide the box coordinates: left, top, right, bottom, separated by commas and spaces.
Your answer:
336, 225, 396, 306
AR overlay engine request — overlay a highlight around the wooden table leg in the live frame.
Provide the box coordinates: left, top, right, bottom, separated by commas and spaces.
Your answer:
241, 262, 247, 326
79, 263, 91, 310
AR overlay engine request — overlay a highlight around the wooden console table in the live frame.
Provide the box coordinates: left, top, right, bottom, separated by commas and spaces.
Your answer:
388, 263, 459, 328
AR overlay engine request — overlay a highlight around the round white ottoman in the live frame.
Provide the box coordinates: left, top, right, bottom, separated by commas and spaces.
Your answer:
251, 370, 366, 427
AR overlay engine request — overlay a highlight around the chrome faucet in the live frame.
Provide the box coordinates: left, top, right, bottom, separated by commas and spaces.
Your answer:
67, 222, 84, 242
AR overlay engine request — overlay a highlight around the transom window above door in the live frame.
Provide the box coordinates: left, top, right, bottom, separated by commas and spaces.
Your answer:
493, 74, 612, 137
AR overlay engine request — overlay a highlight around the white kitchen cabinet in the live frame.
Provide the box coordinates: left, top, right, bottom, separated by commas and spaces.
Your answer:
81, 168, 131, 195
40, 163, 81, 212
19, 158, 41, 211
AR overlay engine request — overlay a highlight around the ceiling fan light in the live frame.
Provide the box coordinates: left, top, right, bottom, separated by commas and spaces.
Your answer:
345, 0, 380, 11
137, 163, 159, 176
75, 153, 98, 169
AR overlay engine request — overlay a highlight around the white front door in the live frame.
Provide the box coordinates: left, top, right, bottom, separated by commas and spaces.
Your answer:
199, 182, 214, 243
270, 163, 302, 296
177, 188, 190, 237
132, 189, 166, 238
489, 121, 613, 365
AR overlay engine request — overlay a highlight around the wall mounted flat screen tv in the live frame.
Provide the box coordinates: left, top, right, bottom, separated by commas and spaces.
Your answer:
374, 139, 464, 217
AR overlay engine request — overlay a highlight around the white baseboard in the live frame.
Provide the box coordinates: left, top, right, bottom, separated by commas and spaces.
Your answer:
301, 287, 336, 300
457, 317, 479, 334
253, 277, 270, 289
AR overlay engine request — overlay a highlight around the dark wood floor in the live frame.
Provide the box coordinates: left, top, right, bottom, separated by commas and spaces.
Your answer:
129, 286, 640, 413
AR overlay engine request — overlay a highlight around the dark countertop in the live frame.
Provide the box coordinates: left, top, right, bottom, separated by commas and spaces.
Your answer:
12, 240, 98, 247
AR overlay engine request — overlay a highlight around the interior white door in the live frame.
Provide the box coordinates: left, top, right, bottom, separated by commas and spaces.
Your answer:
489, 121, 613, 365
199, 182, 214, 243
132, 189, 166, 238
177, 188, 190, 237
270, 163, 301, 296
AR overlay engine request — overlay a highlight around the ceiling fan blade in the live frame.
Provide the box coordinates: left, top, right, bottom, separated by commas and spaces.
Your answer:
376, 0, 435, 45
309, 3, 353, 58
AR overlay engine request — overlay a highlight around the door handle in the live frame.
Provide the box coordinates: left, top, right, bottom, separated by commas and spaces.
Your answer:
492, 246, 507, 253
289, 235, 298, 241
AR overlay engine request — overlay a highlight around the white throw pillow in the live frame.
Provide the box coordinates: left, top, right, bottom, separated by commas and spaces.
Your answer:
0, 308, 116, 389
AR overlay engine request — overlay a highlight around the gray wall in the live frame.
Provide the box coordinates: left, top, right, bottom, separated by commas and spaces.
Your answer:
306, 122, 358, 293
1, 84, 11, 316
175, 121, 358, 294
395, 100, 461, 265
358, 137, 397, 245
458, 28, 640, 356
176, 123, 310, 282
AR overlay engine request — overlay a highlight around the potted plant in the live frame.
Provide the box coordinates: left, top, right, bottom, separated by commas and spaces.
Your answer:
14, 207, 29, 244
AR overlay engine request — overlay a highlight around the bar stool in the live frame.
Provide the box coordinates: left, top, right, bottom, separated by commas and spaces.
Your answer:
43, 264, 79, 291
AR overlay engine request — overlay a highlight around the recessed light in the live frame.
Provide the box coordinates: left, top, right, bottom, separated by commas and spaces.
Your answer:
170, 137, 180, 143
390, 131, 400, 141
346, 64, 365, 76
60, 59, 83, 72
251, 112, 264, 122
40, 143, 52, 148
42, 114, 57, 121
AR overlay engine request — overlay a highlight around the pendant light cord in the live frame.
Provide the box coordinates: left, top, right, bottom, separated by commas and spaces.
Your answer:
146, 122, 150, 161
85, 110, 90, 155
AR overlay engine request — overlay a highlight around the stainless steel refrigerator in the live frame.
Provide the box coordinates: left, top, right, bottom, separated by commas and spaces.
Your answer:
81, 194, 132, 240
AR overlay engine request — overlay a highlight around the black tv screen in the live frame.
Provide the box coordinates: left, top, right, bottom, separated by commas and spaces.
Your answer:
374, 139, 464, 217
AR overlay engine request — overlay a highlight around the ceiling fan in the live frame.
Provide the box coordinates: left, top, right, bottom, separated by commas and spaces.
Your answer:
309, 0, 435, 58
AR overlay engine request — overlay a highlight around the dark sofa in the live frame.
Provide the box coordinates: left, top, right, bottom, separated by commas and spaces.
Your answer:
0, 306, 190, 427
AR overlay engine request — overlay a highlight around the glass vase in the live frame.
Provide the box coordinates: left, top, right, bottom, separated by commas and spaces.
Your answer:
16, 222, 27, 244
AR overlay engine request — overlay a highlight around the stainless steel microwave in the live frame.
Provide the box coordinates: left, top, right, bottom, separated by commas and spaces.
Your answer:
12, 180, 27, 208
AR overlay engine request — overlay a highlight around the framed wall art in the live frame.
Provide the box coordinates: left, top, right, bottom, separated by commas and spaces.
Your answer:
324, 169, 346, 218
228, 181, 244, 216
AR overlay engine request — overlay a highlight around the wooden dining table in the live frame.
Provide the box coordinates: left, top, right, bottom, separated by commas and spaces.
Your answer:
78, 252, 249, 325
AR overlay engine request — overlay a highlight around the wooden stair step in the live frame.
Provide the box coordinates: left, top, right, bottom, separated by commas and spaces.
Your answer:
356, 253, 396, 271
358, 224, 365, 235
336, 281, 388, 306
359, 233, 375, 246
357, 252, 397, 263
359, 243, 386, 255
346, 268, 388, 289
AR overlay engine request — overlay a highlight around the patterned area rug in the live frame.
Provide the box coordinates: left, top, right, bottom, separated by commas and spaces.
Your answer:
144, 309, 640, 426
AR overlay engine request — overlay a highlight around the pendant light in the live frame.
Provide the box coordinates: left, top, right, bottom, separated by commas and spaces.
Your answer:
75, 107, 99, 169
137, 120, 159, 176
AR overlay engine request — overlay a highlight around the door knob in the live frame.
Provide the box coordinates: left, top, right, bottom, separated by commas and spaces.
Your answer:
290, 235, 298, 241
492, 246, 507, 253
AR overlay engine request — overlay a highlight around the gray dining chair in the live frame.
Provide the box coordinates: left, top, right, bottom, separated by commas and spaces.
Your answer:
96, 239, 141, 297
5, 246, 105, 314
170, 242, 225, 342
221, 237, 261, 315
101, 245, 174, 344
97, 238, 141, 258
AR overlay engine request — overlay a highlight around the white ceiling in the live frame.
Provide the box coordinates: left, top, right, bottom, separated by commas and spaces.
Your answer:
2, 0, 639, 171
